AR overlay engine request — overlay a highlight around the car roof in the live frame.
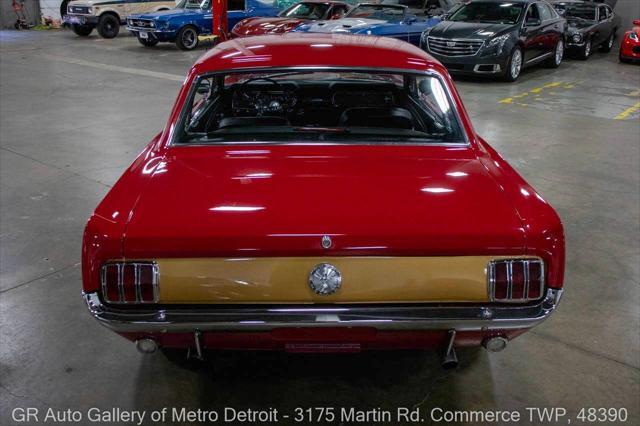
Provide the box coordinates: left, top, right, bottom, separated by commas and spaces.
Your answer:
193, 34, 446, 75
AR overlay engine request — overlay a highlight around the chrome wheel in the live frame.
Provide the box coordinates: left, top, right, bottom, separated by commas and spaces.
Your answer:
555, 40, 564, 65
510, 48, 522, 80
182, 28, 197, 49
584, 40, 591, 58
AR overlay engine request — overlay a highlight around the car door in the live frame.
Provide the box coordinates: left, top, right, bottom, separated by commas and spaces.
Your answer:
522, 3, 544, 62
597, 5, 612, 44
537, 2, 562, 55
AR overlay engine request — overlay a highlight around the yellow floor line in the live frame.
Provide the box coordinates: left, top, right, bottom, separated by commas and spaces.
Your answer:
614, 102, 640, 120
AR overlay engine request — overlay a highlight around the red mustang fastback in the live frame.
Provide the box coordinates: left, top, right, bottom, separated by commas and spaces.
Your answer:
231, 0, 350, 37
82, 34, 565, 367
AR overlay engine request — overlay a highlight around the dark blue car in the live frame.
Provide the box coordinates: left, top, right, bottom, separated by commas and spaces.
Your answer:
126, 0, 280, 50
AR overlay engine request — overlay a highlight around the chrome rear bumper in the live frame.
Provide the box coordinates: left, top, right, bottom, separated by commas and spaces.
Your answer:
82, 289, 563, 333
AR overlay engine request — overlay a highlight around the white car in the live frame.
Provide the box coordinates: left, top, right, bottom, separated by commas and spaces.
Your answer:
63, 0, 176, 38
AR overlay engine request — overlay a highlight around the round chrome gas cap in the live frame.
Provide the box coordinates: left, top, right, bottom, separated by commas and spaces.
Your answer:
309, 263, 342, 295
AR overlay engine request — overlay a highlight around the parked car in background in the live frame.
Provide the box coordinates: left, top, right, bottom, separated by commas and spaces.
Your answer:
420, 0, 566, 82
81, 34, 565, 363
619, 19, 640, 63
126, 0, 280, 50
422, 0, 461, 17
551, 1, 620, 60
275, 0, 356, 9
231, 0, 350, 37
64, 0, 175, 38
293, 3, 441, 46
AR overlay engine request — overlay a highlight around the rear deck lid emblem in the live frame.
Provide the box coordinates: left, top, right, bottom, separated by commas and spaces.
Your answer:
309, 263, 342, 295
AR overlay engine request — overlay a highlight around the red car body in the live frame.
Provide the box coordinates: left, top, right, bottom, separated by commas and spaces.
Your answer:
619, 19, 640, 62
231, 1, 350, 37
82, 34, 565, 361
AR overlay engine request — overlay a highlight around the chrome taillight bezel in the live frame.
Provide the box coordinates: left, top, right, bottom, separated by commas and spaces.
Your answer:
100, 262, 159, 304
487, 259, 545, 303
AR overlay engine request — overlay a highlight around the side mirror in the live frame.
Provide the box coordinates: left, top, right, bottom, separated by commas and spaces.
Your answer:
525, 18, 541, 27
634, 19, 640, 26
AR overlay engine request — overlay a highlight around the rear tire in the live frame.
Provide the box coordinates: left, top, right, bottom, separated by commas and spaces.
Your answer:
97, 13, 120, 39
176, 25, 199, 51
71, 24, 93, 36
600, 31, 615, 52
545, 39, 564, 68
137, 36, 159, 47
503, 46, 523, 82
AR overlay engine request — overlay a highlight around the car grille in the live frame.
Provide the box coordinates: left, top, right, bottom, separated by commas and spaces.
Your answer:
128, 19, 155, 29
68, 5, 90, 14
427, 36, 484, 56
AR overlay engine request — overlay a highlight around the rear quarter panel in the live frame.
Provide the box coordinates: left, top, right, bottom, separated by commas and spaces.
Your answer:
474, 136, 565, 288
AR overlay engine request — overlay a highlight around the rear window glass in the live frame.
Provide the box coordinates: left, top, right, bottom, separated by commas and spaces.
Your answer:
176, 69, 466, 145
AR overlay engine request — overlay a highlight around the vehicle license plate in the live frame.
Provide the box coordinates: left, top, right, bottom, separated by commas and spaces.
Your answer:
66, 15, 81, 24
139, 31, 148, 39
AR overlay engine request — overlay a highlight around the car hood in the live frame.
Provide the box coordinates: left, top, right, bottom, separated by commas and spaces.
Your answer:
130, 8, 203, 20
234, 17, 308, 35
566, 18, 595, 31
123, 145, 525, 258
301, 18, 388, 33
428, 21, 513, 40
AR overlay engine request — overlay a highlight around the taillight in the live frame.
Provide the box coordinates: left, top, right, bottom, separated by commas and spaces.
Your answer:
101, 262, 158, 304
488, 259, 544, 302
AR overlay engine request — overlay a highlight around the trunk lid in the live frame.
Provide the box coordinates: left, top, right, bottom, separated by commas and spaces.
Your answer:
123, 145, 525, 258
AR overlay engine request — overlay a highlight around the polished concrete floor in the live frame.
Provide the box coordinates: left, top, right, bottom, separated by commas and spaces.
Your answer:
1, 29, 639, 426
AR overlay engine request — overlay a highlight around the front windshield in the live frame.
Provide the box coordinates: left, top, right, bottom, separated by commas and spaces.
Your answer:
176, 0, 211, 9
345, 5, 406, 21
449, 2, 524, 24
176, 70, 465, 145
280, 2, 330, 18
564, 5, 596, 20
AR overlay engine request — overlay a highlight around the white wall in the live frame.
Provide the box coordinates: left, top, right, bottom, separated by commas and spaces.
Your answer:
40, 0, 63, 20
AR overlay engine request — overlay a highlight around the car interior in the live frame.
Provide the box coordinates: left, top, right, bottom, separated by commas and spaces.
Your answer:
180, 72, 462, 143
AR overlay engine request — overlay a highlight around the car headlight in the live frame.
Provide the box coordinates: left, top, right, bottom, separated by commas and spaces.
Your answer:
421, 29, 430, 45
483, 34, 510, 55
630, 32, 639, 42
572, 33, 582, 43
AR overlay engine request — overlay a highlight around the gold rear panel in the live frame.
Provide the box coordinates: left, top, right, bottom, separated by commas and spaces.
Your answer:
151, 256, 531, 304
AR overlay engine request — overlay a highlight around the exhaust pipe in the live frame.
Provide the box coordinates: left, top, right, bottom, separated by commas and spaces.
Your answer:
483, 336, 508, 352
187, 330, 204, 360
441, 329, 458, 369
135, 338, 158, 354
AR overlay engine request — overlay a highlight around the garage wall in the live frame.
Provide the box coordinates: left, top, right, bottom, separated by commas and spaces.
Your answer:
40, 0, 63, 20
614, 0, 640, 28
0, 0, 41, 29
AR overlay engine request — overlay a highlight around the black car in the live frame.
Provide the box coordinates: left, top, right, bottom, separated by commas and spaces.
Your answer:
551, 1, 620, 60
419, 0, 567, 81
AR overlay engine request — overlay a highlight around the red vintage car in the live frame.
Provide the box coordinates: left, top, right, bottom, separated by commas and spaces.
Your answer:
619, 19, 640, 63
230, 0, 350, 37
82, 34, 565, 367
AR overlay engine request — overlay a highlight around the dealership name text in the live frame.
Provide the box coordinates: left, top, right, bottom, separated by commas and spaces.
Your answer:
11, 406, 581, 424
